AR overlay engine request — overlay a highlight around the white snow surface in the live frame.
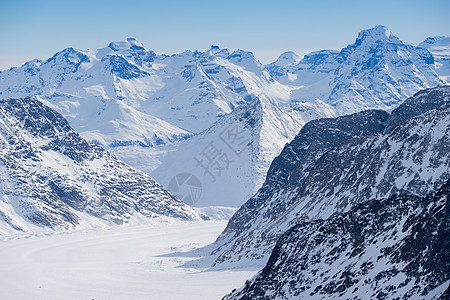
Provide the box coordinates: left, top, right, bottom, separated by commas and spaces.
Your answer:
0, 220, 257, 300
146, 97, 337, 207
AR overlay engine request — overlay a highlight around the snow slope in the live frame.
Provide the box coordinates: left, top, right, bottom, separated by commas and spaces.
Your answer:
1, 27, 444, 151
148, 96, 337, 207
0, 39, 291, 148
115, 25, 447, 208
0, 26, 446, 210
0, 97, 200, 237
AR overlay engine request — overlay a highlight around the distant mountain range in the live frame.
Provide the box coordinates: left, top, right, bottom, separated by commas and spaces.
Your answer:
0, 25, 448, 208
0, 39, 285, 147
266, 25, 445, 113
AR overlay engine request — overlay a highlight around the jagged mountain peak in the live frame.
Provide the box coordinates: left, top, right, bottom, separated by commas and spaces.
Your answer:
192, 45, 230, 59
273, 51, 301, 67
1, 31, 447, 215
104, 38, 156, 67
47, 47, 90, 64
264, 25, 443, 114
227, 49, 258, 63
1, 38, 283, 147
354, 25, 398, 46
108, 37, 147, 51
225, 49, 264, 75
206, 45, 229, 56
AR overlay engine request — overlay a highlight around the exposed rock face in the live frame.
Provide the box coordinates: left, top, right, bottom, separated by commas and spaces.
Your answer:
385, 84, 450, 132
1, 27, 446, 210
212, 86, 450, 268
224, 179, 450, 300
0, 97, 200, 235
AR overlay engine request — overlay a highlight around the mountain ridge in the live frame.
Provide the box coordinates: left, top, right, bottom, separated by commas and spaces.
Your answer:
211, 85, 450, 267
224, 178, 450, 300
1, 26, 448, 210
0, 97, 201, 237
266, 25, 444, 113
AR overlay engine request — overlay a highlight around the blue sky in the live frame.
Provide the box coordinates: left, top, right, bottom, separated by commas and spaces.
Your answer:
1, 0, 449, 70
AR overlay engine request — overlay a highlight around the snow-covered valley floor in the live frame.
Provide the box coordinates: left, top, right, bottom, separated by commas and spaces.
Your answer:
0, 221, 257, 300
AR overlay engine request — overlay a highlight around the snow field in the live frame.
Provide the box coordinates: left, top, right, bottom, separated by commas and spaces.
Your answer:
0, 220, 257, 300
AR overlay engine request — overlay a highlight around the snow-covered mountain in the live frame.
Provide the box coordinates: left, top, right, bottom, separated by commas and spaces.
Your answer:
149, 96, 337, 207
211, 86, 450, 268
0, 97, 200, 237
266, 25, 445, 113
0, 26, 447, 210
419, 36, 450, 82
1, 27, 444, 147
264, 51, 302, 77
114, 26, 447, 208
224, 179, 450, 300
0, 39, 290, 148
